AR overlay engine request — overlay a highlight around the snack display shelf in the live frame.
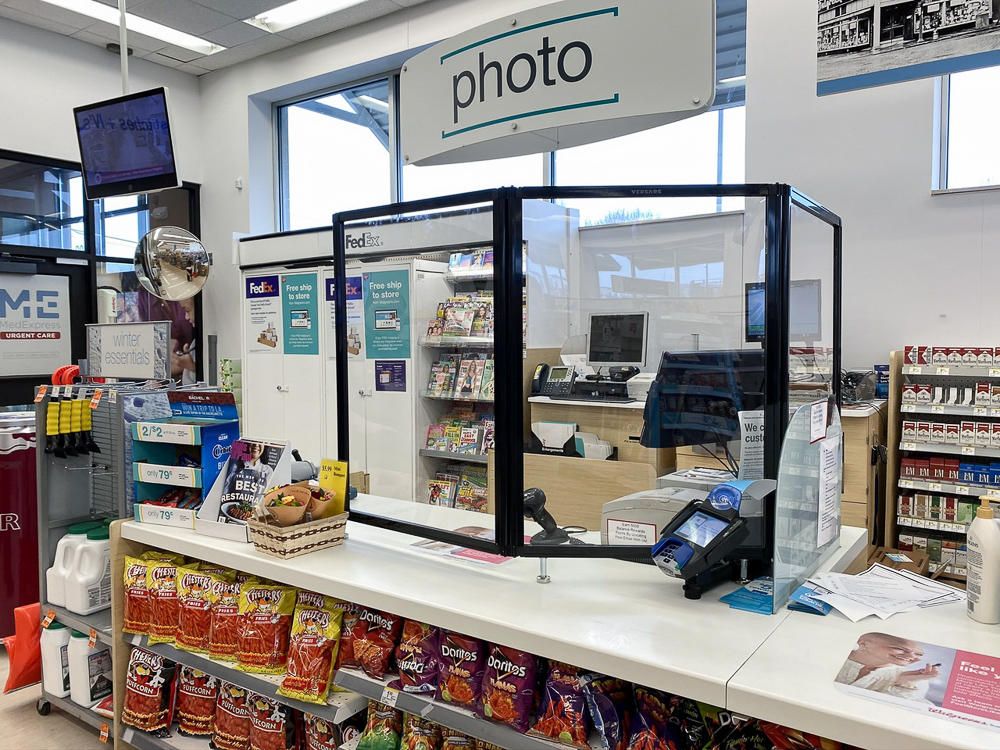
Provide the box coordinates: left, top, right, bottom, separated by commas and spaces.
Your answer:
904, 364, 1000, 378
895, 515, 968, 534
333, 668, 597, 750
417, 449, 488, 464
900, 403, 1000, 417
899, 442, 1000, 459
420, 391, 494, 403
898, 478, 1000, 497
40, 691, 106, 731
121, 726, 208, 750
419, 335, 494, 349
46, 603, 114, 645
125, 634, 367, 724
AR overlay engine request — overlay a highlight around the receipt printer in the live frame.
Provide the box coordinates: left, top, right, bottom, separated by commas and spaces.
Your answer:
652, 479, 776, 599
601, 487, 706, 545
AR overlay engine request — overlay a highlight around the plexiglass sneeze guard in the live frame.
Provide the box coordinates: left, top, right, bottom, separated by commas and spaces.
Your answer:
331, 185, 842, 571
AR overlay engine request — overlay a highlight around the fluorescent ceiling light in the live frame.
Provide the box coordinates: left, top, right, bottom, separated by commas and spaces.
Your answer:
244, 0, 368, 33
38, 0, 225, 55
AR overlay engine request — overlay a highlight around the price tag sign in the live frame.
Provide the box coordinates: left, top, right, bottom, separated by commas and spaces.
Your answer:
903, 442, 917, 451
975, 407, 987, 416
908, 366, 923, 375
34, 385, 47, 403
936, 366, 950, 375
136, 422, 196, 444
931, 405, 945, 413
88, 628, 98, 647
956, 485, 970, 495
900, 479, 914, 489
902, 404, 916, 413
992, 408, 1000, 418
962, 446, 976, 456
990, 369, 1000, 378
135, 505, 196, 528
109, 390, 117, 404
380, 687, 399, 708
99, 723, 109, 743
137, 464, 197, 487
90, 389, 103, 409
41, 609, 55, 628
929, 482, 943, 492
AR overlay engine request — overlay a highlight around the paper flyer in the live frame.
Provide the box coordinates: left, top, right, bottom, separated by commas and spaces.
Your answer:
835, 632, 1000, 732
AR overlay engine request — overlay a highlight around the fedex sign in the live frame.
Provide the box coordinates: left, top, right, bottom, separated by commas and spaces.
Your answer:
246, 276, 279, 298
0, 274, 71, 376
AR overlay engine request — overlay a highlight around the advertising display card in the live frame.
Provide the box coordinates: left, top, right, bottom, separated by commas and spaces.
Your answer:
87, 321, 170, 380
0, 273, 72, 376
835, 633, 1000, 733
245, 275, 281, 354
363, 270, 410, 359
281, 272, 319, 355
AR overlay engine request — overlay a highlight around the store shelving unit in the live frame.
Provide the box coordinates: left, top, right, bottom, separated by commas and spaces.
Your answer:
47, 604, 114, 644
37, 691, 107, 732
418, 448, 488, 465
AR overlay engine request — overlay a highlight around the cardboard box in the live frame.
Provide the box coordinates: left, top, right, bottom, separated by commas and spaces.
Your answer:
947, 458, 961, 480
917, 422, 932, 442
901, 459, 916, 478
927, 537, 942, 563
978, 422, 993, 447
916, 384, 933, 404
946, 424, 960, 445
957, 501, 975, 525
948, 347, 964, 364
871, 546, 929, 575
930, 457, 947, 479
913, 534, 928, 553
915, 494, 929, 517
931, 422, 947, 443
943, 496, 957, 522
962, 348, 979, 364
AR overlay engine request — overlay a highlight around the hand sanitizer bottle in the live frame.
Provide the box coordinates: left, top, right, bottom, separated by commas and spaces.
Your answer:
967, 496, 1000, 624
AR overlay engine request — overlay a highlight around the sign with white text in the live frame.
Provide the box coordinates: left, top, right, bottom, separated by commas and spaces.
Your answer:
87, 321, 170, 380
0, 274, 72, 376
400, 0, 715, 165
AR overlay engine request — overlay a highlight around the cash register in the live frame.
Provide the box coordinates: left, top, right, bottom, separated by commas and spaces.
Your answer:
559, 312, 649, 402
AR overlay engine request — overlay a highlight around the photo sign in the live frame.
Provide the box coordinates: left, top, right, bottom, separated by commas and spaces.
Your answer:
400, 0, 715, 165
87, 321, 170, 380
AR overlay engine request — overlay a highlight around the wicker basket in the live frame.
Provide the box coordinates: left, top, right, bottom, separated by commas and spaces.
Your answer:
247, 511, 348, 559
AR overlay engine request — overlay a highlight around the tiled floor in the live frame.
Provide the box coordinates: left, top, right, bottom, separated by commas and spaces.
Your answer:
0, 651, 104, 750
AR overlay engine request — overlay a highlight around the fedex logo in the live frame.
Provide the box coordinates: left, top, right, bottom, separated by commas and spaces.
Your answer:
246, 276, 279, 298
324, 277, 364, 301
0, 289, 60, 319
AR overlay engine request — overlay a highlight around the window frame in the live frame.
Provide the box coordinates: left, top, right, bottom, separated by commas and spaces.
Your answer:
934, 70, 1000, 195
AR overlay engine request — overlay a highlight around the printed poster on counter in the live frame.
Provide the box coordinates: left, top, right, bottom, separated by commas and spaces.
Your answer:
282, 273, 319, 355
0, 273, 72, 376
245, 275, 281, 354
835, 632, 1000, 733
325, 275, 364, 359
363, 270, 410, 359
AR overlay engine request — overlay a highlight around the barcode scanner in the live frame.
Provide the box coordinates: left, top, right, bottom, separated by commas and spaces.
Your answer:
523, 488, 571, 544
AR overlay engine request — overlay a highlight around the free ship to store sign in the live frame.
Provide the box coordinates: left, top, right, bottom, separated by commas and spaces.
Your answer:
400, 0, 716, 165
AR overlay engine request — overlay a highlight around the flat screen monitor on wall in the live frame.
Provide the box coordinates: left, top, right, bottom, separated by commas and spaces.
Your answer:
587, 312, 648, 368
744, 279, 822, 343
73, 87, 181, 201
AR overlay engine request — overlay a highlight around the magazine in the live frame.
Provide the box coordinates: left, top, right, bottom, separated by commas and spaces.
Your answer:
217, 439, 284, 524
834, 632, 1000, 732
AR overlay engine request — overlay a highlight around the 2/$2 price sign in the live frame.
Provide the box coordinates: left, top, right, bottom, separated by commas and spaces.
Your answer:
400, 0, 716, 165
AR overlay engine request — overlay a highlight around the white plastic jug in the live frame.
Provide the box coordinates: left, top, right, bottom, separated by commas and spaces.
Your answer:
45, 522, 101, 607
64, 527, 112, 615
67, 630, 112, 708
40, 622, 71, 698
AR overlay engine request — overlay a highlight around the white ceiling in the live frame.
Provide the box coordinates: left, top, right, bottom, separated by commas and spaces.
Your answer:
0, 0, 431, 75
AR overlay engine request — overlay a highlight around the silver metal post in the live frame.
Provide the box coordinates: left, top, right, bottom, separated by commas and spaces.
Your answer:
119, 0, 129, 95
537, 558, 550, 584
738, 558, 749, 584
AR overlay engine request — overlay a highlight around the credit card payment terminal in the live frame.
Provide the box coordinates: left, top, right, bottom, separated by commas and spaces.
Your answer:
652, 497, 749, 600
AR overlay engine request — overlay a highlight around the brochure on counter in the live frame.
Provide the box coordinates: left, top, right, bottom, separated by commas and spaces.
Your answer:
835, 633, 1000, 732
409, 526, 531, 566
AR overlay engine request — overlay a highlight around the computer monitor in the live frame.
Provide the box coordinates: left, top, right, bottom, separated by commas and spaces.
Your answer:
586, 312, 648, 368
73, 87, 181, 201
744, 279, 823, 343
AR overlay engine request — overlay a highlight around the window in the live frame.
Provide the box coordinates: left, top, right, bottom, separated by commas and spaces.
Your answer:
96, 194, 150, 259
278, 79, 392, 230
402, 153, 544, 202
943, 66, 1000, 189
0, 158, 85, 251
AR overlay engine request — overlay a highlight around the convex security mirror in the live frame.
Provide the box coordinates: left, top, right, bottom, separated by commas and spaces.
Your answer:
134, 226, 210, 301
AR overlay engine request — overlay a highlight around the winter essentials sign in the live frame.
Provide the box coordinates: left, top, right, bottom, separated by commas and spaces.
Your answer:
400, 0, 715, 165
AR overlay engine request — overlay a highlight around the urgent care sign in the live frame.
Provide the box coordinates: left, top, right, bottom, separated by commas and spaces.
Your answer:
400, 0, 716, 165
0, 273, 71, 376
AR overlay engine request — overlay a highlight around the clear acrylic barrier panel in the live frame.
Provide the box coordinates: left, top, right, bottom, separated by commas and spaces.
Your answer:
772, 401, 843, 612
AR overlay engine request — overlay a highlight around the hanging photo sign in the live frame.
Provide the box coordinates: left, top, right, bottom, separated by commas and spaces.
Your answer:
87, 321, 171, 380
400, 0, 715, 165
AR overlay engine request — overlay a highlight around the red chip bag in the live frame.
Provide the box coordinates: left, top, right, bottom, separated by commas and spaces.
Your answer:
176, 566, 219, 653
479, 643, 538, 733
147, 561, 180, 645
333, 602, 360, 672
304, 712, 343, 750
123, 557, 151, 635
122, 648, 177, 734
529, 662, 590, 748
175, 666, 219, 736
236, 582, 296, 674
343, 607, 402, 680
437, 631, 486, 708
248, 693, 298, 750
278, 591, 344, 705
213, 682, 253, 750
209, 576, 242, 661
392, 619, 439, 694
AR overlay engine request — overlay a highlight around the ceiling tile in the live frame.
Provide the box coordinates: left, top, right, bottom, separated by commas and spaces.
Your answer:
200, 20, 267, 47
175, 60, 211, 75
131, 0, 234, 35
191, 32, 291, 70
189, 0, 278, 18
152, 43, 204, 62
93, 0, 157, 8
0, 5, 80, 35
74, 21, 167, 54
143, 51, 187, 69
276, 0, 399, 43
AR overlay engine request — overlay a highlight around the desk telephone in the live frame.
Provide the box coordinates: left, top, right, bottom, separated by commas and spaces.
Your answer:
531, 364, 577, 397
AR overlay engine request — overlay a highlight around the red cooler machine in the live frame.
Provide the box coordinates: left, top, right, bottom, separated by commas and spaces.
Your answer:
0, 413, 37, 637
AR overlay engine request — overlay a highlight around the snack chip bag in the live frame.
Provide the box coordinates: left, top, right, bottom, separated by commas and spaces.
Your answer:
146, 560, 180, 645
479, 643, 538, 733
392, 619, 439, 694
625, 687, 684, 750
333, 601, 360, 673
304, 712, 343, 750
176, 566, 222, 653
436, 631, 486, 708
236, 582, 297, 674
529, 662, 590, 748
357, 700, 402, 750
343, 607, 402, 680
122, 647, 177, 735
212, 682, 253, 750
175, 666, 219, 736
277, 591, 345, 704
581, 673, 634, 750
209, 575, 243, 661
440, 728, 475, 750
248, 693, 298, 750
401, 713, 442, 750
123, 556, 152, 635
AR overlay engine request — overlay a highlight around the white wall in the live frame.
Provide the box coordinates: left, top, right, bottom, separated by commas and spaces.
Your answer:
5, 0, 1000, 371
0, 20, 202, 178
747, 1, 1000, 369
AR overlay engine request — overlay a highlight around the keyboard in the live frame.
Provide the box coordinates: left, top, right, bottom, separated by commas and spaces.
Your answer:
555, 393, 636, 403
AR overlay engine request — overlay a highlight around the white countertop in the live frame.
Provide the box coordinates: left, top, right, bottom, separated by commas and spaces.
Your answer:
121, 514, 865, 708
528, 395, 645, 410
727, 599, 999, 750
